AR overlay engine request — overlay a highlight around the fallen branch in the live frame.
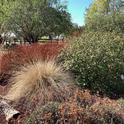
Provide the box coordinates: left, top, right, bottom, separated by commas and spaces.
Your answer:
0, 95, 20, 121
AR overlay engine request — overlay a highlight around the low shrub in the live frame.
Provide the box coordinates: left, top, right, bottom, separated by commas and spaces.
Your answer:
0, 43, 65, 85
59, 32, 124, 97
24, 90, 124, 124
12, 43, 65, 62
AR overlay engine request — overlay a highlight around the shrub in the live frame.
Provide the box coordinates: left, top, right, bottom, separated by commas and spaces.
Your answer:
24, 90, 124, 124
0, 43, 65, 85
59, 32, 124, 97
12, 43, 65, 62
1, 43, 65, 68
118, 99, 124, 107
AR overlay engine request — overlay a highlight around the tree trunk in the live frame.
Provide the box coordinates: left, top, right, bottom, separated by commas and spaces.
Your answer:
24, 34, 38, 44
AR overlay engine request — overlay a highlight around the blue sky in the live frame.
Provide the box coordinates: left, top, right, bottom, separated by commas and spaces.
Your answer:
67, 0, 92, 26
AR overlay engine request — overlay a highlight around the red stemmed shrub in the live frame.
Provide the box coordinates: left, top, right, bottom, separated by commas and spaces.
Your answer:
19, 90, 124, 124
13, 43, 65, 63
0, 43, 65, 85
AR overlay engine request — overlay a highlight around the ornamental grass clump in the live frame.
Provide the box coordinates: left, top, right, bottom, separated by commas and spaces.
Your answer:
5, 60, 73, 102
59, 32, 124, 97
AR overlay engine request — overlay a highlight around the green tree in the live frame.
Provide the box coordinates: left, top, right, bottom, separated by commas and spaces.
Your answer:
0, 0, 72, 43
0, 0, 13, 33
85, 0, 124, 32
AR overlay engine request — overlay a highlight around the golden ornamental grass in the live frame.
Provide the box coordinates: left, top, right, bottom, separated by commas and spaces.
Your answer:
5, 60, 73, 102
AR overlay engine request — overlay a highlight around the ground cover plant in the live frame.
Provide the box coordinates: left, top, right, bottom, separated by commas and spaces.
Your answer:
13, 90, 124, 124
59, 32, 124, 97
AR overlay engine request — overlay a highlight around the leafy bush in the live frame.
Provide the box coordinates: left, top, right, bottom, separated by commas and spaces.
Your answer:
118, 99, 124, 107
59, 32, 124, 97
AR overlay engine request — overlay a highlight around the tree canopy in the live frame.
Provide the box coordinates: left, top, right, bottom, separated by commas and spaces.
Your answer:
0, 0, 72, 43
85, 0, 124, 32
86, 0, 124, 17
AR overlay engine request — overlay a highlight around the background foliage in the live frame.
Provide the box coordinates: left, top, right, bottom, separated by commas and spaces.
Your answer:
0, 0, 72, 43
85, 0, 124, 33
